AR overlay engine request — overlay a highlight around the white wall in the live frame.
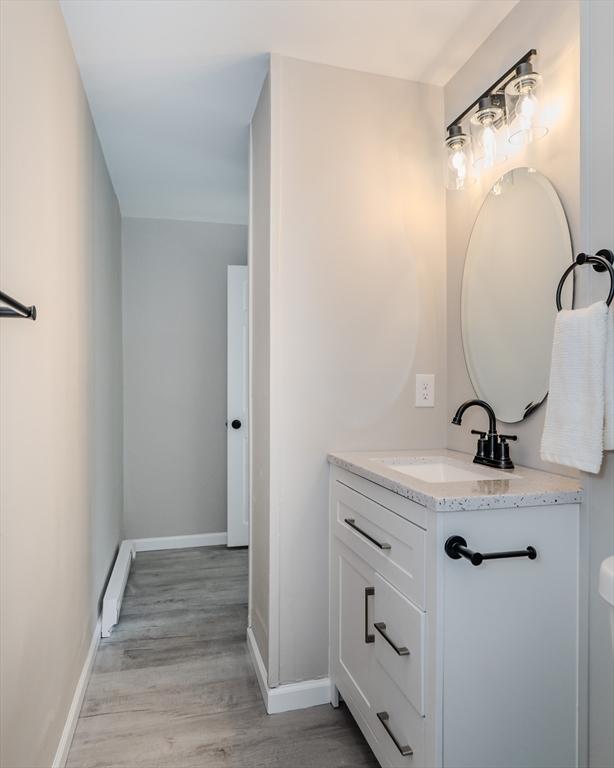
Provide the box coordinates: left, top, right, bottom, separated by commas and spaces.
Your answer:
444, 0, 580, 475
250, 55, 446, 685
0, 2, 122, 766
122, 217, 247, 539
580, 3, 614, 766
249, 71, 272, 672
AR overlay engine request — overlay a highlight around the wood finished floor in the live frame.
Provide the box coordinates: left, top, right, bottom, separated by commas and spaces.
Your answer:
67, 546, 377, 768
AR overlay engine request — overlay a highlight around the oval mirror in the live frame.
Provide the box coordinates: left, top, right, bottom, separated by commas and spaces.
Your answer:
461, 167, 572, 423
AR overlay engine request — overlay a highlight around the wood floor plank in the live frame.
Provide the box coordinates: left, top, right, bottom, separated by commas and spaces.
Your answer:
67, 546, 377, 768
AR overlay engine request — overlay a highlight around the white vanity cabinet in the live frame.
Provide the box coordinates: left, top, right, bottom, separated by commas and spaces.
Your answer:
329, 461, 583, 768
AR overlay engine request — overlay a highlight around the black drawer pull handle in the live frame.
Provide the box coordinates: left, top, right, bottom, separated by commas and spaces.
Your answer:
364, 587, 374, 644
376, 711, 413, 757
344, 518, 391, 550
445, 535, 537, 566
374, 622, 410, 656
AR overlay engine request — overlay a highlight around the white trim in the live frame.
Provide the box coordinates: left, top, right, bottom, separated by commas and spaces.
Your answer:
268, 51, 282, 690
101, 540, 135, 637
267, 677, 332, 714
247, 626, 269, 704
246, 627, 331, 714
121, 214, 247, 228
52, 618, 101, 768
132, 532, 227, 552
247, 117, 254, 634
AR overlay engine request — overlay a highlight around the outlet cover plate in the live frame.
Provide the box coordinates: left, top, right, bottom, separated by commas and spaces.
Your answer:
415, 374, 435, 408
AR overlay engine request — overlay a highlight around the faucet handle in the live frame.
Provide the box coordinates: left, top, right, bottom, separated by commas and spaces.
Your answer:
496, 434, 517, 469
471, 429, 488, 460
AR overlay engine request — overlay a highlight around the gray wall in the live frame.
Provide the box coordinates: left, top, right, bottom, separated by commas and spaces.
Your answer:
122, 217, 247, 539
580, 2, 614, 766
92, 138, 124, 611
444, 1, 614, 765
444, 0, 580, 475
0, 2, 123, 766
249, 71, 272, 671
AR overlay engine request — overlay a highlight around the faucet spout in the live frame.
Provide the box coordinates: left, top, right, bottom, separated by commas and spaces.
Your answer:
451, 399, 497, 435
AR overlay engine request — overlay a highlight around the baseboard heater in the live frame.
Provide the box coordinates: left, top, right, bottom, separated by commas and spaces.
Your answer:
101, 540, 135, 637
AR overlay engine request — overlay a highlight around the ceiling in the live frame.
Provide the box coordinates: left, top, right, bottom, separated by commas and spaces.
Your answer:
60, 0, 517, 226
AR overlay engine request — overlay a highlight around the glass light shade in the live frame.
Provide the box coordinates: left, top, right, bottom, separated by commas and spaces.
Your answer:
469, 97, 507, 171
445, 126, 475, 191
505, 63, 548, 146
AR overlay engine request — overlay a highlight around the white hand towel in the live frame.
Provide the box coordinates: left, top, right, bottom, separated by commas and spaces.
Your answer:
605, 307, 614, 450
541, 301, 609, 473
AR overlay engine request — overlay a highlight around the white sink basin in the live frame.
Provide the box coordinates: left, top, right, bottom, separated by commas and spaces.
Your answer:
371, 456, 517, 483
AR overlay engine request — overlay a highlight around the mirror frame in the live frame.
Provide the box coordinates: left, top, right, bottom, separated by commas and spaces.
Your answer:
460, 166, 574, 423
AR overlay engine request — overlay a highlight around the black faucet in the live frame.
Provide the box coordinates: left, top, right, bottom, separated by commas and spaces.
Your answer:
451, 399, 517, 470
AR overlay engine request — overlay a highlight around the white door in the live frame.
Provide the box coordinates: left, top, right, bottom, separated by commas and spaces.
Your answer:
227, 265, 249, 547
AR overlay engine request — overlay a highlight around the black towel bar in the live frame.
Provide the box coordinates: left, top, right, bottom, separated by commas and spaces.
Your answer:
0, 289, 37, 320
445, 535, 537, 566
556, 249, 614, 310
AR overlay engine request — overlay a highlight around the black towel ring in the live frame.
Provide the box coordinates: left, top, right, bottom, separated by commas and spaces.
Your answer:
556, 249, 614, 311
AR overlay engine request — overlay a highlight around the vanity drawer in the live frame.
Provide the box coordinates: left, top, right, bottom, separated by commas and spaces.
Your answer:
371, 662, 426, 768
374, 572, 425, 716
334, 481, 426, 609
334, 467, 427, 530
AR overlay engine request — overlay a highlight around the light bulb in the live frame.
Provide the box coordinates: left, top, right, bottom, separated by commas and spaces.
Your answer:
444, 125, 474, 191
448, 145, 467, 189
480, 121, 497, 167
449, 147, 465, 171
518, 91, 538, 130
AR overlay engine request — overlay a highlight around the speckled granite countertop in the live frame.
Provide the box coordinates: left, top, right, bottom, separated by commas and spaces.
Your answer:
328, 449, 583, 511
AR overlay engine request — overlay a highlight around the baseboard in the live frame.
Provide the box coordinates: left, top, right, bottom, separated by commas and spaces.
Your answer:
101, 540, 135, 637
246, 626, 270, 705
246, 627, 331, 714
52, 617, 101, 768
267, 676, 332, 714
132, 532, 227, 552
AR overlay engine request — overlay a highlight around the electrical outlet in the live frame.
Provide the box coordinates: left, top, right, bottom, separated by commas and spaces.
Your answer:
415, 374, 435, 407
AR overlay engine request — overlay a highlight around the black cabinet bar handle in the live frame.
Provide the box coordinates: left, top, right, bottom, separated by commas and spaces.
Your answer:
364, 587, 374, 644
374, 622, 410, 656
344, 518, 391, 550
445, 535, 537, 566
376, 711, 413, 757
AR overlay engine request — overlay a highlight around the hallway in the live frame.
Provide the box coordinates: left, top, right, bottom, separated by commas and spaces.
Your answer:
67, 547, 377, 768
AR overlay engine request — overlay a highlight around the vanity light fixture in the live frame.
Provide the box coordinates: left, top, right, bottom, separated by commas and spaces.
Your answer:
444, 49, 544, 190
